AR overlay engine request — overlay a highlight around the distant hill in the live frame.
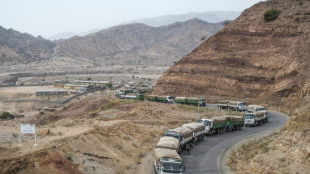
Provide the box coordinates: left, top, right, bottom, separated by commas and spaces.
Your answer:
49, 11, 239, 40
56, 18, 225, 66
0, 26, 55, 64
126, 11, 240, 27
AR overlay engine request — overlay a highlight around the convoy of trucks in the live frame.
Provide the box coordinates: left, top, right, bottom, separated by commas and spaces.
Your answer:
115, 90, 270, 172
116, 90, 206, 106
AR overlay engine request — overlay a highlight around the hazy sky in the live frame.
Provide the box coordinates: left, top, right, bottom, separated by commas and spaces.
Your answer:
0, 0, 264, 38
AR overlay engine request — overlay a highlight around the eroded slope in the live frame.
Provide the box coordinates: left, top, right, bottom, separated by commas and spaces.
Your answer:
153, 0, 310, 107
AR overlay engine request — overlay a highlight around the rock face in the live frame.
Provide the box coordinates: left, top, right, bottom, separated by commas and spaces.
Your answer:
56, 19, 224, 65
0, 27, 55, 64
153, 0, 310, 106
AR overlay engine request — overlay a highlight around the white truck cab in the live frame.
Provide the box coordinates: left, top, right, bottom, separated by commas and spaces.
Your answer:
244, 112, 267, 126
153, 148, 185, 174
198, 118, 213, 134
167, 96, 174, 103
235, 102, 247, 111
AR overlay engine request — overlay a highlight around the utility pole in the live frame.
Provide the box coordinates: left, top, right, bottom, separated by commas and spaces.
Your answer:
198, 96, 200, 120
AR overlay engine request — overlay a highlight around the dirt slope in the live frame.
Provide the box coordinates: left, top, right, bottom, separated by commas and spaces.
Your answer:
153, 0, 310, 107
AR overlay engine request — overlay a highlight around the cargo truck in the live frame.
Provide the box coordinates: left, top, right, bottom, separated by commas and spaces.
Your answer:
164, 126, 193, 152
223, 115, 244, 130
217, 100, 247, 111
153, 148, 185, 174
182, 122, 205, 142
244, 112, 267, 126
146, 95, 158, 102
175, 97, 206, 106
247, 105, 268, 118
116, 93, 144, 100
198, 116, 227, 135
146, 95, 174, 103
157, 96, 174, 103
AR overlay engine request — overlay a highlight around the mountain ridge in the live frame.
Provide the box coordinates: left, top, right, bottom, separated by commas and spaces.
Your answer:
49, 11, 239, 40
56, 18, 225, 66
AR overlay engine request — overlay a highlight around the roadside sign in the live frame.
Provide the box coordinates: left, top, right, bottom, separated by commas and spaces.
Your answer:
19, 124, 37, 146
21, 124, 35, 134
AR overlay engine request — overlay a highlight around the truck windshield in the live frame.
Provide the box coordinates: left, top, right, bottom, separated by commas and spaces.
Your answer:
162, 162, 182, 173
238, 102, 246, 106
164, 132, 180, 140
168, 96, 174, 99
244, 114, 254, 119
198, 120, 209, 126
256, 107, 266, 111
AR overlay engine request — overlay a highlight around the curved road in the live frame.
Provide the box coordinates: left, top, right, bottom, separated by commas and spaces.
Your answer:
180, 105, 288, 174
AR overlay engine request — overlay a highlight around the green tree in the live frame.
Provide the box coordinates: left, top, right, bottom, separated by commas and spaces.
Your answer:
0, 112, 14, 119
106, 82, 112, 88
264, 8, 281, 22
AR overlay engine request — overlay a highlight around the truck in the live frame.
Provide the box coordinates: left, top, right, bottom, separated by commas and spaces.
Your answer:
153, 148, 185, 174
198, 116, 227, 135
244, 112, 268, 126
247, 105, 268, 117
164, 126, 193, 152
146, 95, 158, 102
156, 136, 180, 151
120, 89, 134, 94
182, 122, 205, 142
115, 91, 126, 99
157, 96, 174, 103
217, 100, 247, 111
222, 115, 244, 130
146, 95, 174, 103
175, 97, 206, 106
116, 92, 144, 100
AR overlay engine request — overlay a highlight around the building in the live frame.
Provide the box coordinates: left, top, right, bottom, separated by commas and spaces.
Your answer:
64, 84, 88, 91
36, 89, 69, 96
73, 80, 110, 88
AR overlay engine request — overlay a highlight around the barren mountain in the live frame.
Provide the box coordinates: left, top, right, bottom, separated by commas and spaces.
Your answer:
153, 0, 310, 107
0, 26, 55, 64
56, 19, 224, 66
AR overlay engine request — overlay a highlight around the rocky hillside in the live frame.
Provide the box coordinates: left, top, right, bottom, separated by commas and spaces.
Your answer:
154, 0, 310, 173
56, 19, 224, 65
0, 26, 55, 64
153, 0, 310, 107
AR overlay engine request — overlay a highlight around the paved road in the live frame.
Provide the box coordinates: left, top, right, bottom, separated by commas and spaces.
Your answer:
180, 107, 288, 174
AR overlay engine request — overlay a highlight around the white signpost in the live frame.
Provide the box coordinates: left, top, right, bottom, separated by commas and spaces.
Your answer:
19, 124, 37, 146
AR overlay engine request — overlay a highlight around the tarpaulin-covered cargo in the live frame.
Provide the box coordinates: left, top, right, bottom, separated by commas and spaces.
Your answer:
172, 126, 193, 139
156, 136, 179, 151
182, 122, 205, 133
211, 116, 227, 124
153, 148, 182, 163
